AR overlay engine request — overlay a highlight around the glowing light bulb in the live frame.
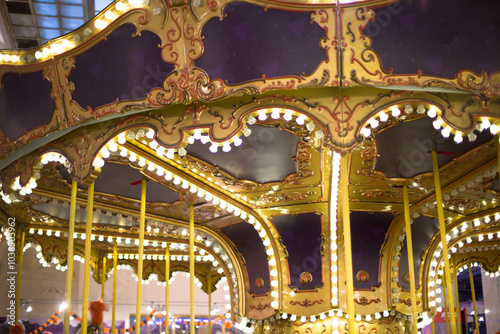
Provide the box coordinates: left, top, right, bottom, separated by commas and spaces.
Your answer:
391, 106, 401, 117
379, 112, 388, 122
296, 114, 306, 125
258, 109, 268, 121
427, 106, 437, 118
209, 143, 218, 153
271, 108, 280, 119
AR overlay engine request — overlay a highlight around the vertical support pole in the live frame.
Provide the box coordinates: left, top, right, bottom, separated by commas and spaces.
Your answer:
135, 178, 147, 334
64, 179, 77, 334
101, 257, 106, 300
452, 255, 461, 334
15, 228, 25, 323
165, 243, 170, 333
431, 319, 435, 334
101, 256, 106, 333
340, 153, 355, 332
403, 186, 419, 333
82, 182, 95, 334
468, 256, 479, 332
189, 204, 195, 334
431, 151, 457, 334
208, 270, 212, 334
443, 280, 450, 334
112, 242, 118, 334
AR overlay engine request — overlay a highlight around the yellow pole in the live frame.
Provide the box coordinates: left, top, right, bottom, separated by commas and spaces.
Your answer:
340, 153, 355, 332
15, 228, 25, 323
208, 270, 212, 334
403, 186, 419, 333
431, 151, 457, 334
102, 256, 106, 300
468, 256, 479, 332
452, 255, 461, 334
101, 256, 106, 333
82, 182, 95, 334
64, 180, 77, 334
135, 179, 147, 334
112, 242, 117, 334
189, 204, 195, 334
165, 243, 170, 333
443, 280, 450, 334
431, 319, 435, 334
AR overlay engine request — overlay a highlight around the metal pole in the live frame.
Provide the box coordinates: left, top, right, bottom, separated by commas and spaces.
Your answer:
82, 182, 95, 334
101, 256, 106, 333
15, 228, 25, 323
64, 179, 77, 334
443, 280, 450, 334
431, 151, 457, 334
468, 256, 479, 332
112, 242, 117, 334
403, 186, 419, 333
340, 153, 355, 332
165, 243, 170, 333
189, 204, 195, 334
135, 178, 147, 334
452, 255, 461, 334
208, 270, 211, 334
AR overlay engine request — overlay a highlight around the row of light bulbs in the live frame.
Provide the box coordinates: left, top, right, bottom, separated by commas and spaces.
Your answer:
0, 0, 153, 64
329, 151, 341, 306
361, 103, 499, 145
427, 210, 500, 307
277, 308, 416, 325
457, 262, 500, 278
95, 129, 281, 308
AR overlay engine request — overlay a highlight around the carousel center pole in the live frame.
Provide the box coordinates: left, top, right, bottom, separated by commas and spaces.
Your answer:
112, 241, 118, 334
403, 186, 419, 333
189, 204, 195, 334
63, 180, 78, 334
135, 178, 147, 334
340, 153, 355, 332
431, 151, 457, 334
165, 243, 170, 333
468, 255, 479, 332
82, 181, 95, 334
14, 227, 25, 324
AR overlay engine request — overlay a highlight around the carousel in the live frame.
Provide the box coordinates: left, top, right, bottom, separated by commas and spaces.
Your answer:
0, 0, 500, 333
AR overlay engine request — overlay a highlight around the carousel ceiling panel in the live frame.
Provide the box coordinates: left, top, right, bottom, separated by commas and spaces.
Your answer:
32, 202, 137, 226
398, 215, 439, 291
69, 24, 173, 110
197, 2, 325, 84
272, 212, 323, 290
375, 117, 493, 178
186, 125, 299, 184
0, 70, 55, 140
221, 221, 271, 295
365, 0, 500, 77
350, 211, 393, 289
94, 162, 179, 203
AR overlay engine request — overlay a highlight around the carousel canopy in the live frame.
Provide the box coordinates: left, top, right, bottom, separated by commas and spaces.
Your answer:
1, 0, 499, 332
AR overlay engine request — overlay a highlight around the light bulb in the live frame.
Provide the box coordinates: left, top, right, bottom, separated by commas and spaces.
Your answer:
271, 108, 280, 119
391, 106, 401, 117
258, 109, 268, 121
427, 106, 437, 118
296, 114, 306, 125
